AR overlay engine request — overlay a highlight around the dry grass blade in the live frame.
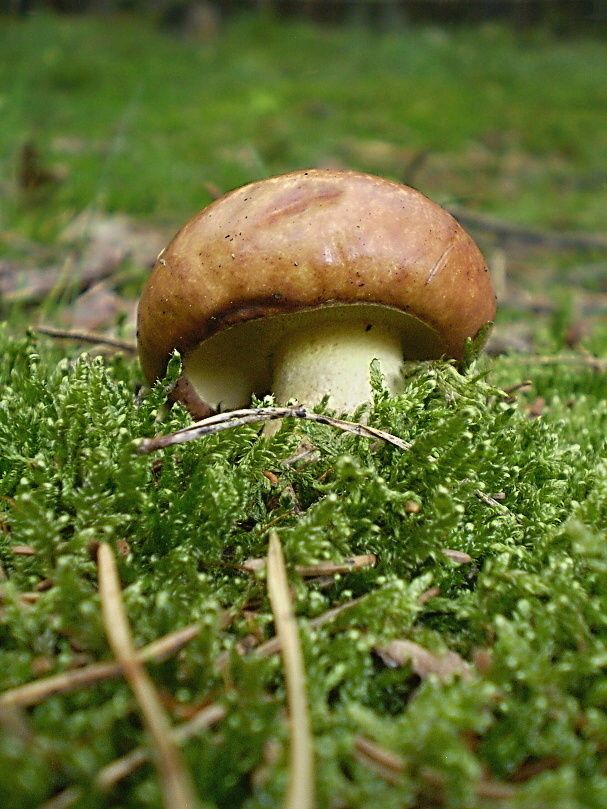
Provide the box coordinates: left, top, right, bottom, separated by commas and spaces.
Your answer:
136, 406, 412, 454
97, 543, 201, 809
266, 532, 315, 809
0, 623, 200, 708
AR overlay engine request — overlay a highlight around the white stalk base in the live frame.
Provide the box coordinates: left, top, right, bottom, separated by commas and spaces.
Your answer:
271, 321, 405, 414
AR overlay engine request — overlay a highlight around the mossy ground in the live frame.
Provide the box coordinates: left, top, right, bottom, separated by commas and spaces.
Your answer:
2, 9, 607, 809
3, 329, 607, 808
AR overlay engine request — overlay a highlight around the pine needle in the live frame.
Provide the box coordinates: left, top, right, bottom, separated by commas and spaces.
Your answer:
97, 704, 227, 791
38, 705, 227, 809
266, 532, 315, 809
97, 542, 201, 809
0, 623, 200, 708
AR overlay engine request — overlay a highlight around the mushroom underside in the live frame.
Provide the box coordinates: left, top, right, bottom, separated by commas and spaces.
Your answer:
183, 303, 447, 415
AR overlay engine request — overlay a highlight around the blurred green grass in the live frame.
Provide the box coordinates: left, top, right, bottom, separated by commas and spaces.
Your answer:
1, 10, 606, 244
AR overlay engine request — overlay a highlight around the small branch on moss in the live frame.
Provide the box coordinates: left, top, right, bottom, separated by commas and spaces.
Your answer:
501, 380, 533, 397
97, 543, 201, 809
35, 325, 136, 353
267, 532, 315, 809
137, 408, 522, 524
221, 594, 365, 667
0, 623, 200, 708
474, 488, 515, 515
136, 405, 412, 453
298, 554, 377, 578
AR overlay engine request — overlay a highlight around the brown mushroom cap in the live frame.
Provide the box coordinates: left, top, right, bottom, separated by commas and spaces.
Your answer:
137, 169, 496, 414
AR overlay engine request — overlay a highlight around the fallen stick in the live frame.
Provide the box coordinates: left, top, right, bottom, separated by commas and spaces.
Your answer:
448, 205, 607, 251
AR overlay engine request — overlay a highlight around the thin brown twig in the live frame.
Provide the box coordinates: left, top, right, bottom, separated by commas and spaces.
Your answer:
0, 623, 200, 708
97, 543, 201, 809
499, 353, 607, 371
135, 407, 522, 522
474, 488, 514, 515
135, 406, 412, 454
354, 735, 517, 801
353, 736, 407, 785
219, 594, 365, 667
242, 554, 377, 578
296, 554, 377, 578
267, 532, 315, 809
136, 405, 524, 522
35, 325, 136, 353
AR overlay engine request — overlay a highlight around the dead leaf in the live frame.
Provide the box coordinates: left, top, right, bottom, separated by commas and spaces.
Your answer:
61, 282, 136, 333
60, 211, 168, 270
441, 548, 473, 565
262, 471, 280, 487
12, 545, 36, 556
374, 639, 472, 682
417, 586, 440, 604
526, 396, 546, 419
17, 142, 65, 193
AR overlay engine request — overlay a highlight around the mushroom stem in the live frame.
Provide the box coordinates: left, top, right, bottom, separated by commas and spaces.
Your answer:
271, 320, 405, 414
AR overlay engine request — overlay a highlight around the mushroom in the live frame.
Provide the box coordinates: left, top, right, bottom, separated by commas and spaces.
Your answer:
137, 169, 496, 419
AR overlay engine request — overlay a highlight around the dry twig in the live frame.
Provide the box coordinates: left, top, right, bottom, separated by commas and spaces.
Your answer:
500, 353, 607, 372
97, 703, 227, 791
35, 325, 136, 353
267, 532, 315, 809
97, 543, 200, 809
135, 406, 412, 454
447, 204, 607, 251
354, 735, 516, 801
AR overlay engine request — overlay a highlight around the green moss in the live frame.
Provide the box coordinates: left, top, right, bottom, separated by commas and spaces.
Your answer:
2, 326, 607, 807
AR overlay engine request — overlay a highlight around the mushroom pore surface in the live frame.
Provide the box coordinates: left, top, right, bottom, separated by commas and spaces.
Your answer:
137, 169, 496, 417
